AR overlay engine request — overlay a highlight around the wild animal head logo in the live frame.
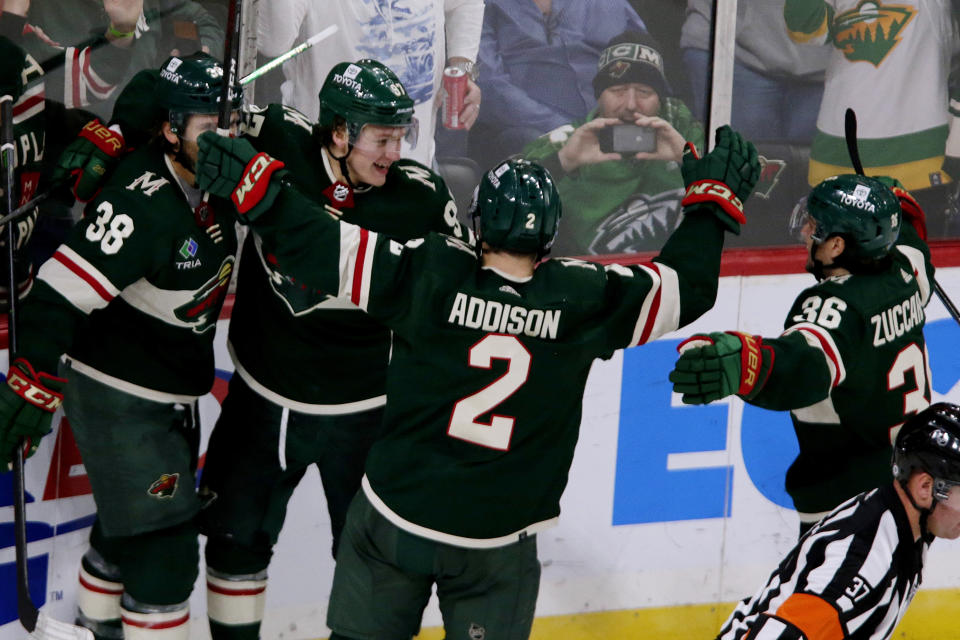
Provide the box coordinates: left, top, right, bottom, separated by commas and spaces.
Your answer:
148, 473, 179, 498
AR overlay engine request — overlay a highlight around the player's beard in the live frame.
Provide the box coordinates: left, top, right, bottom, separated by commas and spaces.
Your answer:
174, 143, 197, 179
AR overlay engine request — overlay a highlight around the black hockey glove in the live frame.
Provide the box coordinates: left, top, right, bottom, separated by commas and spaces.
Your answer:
53, 119, 127, 202
680, 125, 760, 234
669, 331, 772, 404
0, 359, 65, 467
196, 131, 288, 223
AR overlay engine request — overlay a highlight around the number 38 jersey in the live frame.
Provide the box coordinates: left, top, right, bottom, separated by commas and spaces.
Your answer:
748, 224, 934, 520
250, 186, 729, 545
19, 143, 239, 400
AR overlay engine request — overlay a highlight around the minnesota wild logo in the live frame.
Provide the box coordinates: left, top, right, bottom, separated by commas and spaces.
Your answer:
173, 256, 234, 332
832, 1, 915, 66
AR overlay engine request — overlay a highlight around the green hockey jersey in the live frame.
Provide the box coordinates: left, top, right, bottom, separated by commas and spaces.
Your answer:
748, 223, 935, 518
19, 141, 238, 400
227, 103, 465, 411
246, 183, 729, 545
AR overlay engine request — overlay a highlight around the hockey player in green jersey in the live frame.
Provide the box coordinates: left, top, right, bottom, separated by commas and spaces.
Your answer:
48, 57, 467, 640
193, 123, 761, 639
670, 174, 936, 535
196, 60, 467, 640
0, 52, 242, 640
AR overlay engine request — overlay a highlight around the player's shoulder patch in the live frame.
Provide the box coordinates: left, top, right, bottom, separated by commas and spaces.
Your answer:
391, 159, 444, 196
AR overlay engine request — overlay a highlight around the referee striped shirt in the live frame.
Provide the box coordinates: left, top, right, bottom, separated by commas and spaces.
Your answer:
718, 484, 929, 640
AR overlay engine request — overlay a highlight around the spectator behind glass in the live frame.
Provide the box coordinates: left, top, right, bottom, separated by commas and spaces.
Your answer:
784, 0, 953, 193
27, 0, 224, 120
680, 0, 829, 145
523, 31, 703, 256
469, 0, 646, 170
257, 0, 484, 168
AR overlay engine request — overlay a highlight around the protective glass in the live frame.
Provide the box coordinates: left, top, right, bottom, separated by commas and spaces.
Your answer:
352, 118, 419, 153
934, 479, 960, 511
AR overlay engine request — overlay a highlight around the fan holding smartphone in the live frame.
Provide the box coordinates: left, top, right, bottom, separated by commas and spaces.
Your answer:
523, 31, 703, 255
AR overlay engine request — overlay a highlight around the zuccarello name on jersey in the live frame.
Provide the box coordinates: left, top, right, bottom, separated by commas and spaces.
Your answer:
447, 292, 561, 340
871, 290, 925, 347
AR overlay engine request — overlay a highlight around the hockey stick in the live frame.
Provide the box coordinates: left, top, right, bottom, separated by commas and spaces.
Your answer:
2, 94, 94, 640
238, 25, 338, 86
844, 107, 960, 326
217, 0, 242, 135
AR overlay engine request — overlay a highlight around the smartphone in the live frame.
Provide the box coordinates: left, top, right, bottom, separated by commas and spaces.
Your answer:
597, 124, 657, 154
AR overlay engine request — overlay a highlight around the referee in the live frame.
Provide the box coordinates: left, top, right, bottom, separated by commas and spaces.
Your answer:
719, 402, 960, 640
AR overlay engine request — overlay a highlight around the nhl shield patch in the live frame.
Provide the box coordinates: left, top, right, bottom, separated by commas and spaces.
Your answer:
148, 473, 180, 499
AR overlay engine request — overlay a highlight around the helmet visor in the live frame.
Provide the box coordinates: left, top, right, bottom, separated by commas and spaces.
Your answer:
789, 199, 822, 245
352, 119, 419, 154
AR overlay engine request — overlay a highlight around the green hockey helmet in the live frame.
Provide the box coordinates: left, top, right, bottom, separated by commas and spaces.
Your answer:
471, 159, 562, 257
893, 403, 960, 510
803, 174, 901, 261
317, 59, 418, 148
157, 52, 243, 135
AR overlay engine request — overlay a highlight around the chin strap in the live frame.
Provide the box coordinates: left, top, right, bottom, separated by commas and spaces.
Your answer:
328, 145, 356, 189
900, 477, 933, 543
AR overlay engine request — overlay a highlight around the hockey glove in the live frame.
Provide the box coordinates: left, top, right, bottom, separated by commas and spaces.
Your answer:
0, 359, 65, 467
196, 131, 287, 223
53, 119, 127, 202
680, 125, 760, 234
0, 36, 26, 103
872, 175, 928, 242
669, 331, 772, 405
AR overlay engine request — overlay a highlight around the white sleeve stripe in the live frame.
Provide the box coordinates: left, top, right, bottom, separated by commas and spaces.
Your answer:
64, 47, 84, 108
782, 322, 846, 386
356, 229, 377, 311
629, 263, 682, 347
37, 259, 112, 315
338, 223, 361, 299
895, 245, 931, 305
80, 49, 114, 95
628, 264, 661, 347
54, 246, 121, 297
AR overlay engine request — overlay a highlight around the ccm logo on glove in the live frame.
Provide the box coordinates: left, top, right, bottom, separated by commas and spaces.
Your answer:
232, 152, 285, 214
682, 180, 746, 224
7, 365, 63, 412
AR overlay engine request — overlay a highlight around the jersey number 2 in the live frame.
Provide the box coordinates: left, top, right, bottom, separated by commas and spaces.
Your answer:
448, 334, 531, 451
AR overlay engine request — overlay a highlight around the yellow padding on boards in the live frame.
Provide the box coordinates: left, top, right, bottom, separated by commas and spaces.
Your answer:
401, 587, 960, 640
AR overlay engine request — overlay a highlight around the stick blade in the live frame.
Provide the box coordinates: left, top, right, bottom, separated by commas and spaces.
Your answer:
28, 612, 95, 640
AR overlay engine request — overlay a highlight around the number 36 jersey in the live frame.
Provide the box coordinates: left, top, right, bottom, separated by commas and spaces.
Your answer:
250, 187, 731, 546
747, 223, 935, 519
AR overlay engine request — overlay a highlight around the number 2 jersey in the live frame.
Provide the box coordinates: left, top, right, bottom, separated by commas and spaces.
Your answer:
746, 223, 934, 520
247, 183, 732, 546
228, 104, 464, 412
18, 141, 238, 401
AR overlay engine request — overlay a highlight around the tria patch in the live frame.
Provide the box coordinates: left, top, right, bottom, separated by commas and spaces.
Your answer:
323, 181, 355, 209
179, 238, 198, 260
148, 473, 179, 498
832, 2, 915, 67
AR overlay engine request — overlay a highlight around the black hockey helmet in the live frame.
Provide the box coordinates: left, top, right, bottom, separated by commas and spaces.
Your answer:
894, 403, 960, 508
317, 59, 417, 148
156, 52, 243, 135
470, 159, 562, 258
804, 174, 901, 261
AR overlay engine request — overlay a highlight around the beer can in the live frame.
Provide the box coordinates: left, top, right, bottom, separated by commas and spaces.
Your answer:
442, 66, 468, 130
